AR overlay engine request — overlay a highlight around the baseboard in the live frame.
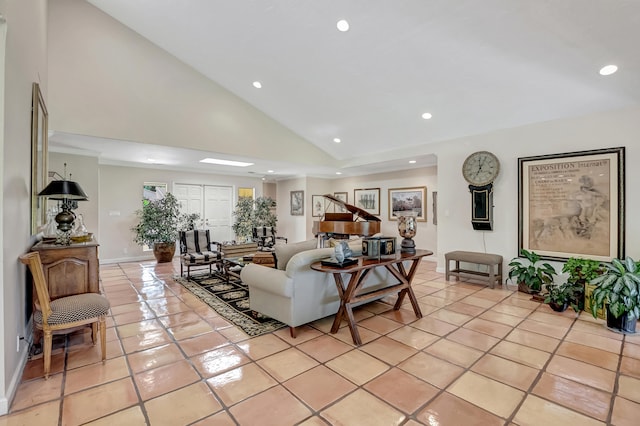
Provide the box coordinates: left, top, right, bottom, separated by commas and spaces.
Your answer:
0, 334, 31, 415
100, 254, 158, 264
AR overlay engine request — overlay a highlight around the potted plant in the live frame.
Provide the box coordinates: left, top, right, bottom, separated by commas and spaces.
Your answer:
232, 196, 278, 242
131, 193, 181, 263
562, 257, 604, 311
508, 249, 557, 295
543, 282, 578, 312
589, 257, 640, 334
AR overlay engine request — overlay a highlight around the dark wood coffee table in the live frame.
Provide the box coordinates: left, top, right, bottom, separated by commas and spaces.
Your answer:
311, 249, 433, 345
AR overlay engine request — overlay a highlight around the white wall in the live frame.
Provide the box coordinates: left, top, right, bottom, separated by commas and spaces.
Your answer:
0, 0, 48, 414
433, 106, 640, 278
276, 177, 308, 243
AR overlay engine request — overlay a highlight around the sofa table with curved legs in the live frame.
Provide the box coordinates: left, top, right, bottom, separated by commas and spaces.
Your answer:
311, 249, 433, 345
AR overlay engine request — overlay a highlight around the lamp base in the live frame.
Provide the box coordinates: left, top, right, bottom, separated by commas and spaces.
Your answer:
55, 230, 72, 245
401, 237, 416, 253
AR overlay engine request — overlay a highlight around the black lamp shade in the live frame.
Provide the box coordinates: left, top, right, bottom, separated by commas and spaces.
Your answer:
38, 180, 89, 200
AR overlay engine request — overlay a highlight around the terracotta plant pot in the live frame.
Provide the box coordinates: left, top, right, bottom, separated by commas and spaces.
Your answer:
153, 242, 176, 263
518, 282, 538, 295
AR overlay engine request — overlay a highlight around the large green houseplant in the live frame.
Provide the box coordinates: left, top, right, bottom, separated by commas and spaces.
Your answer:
232, 196, 277, 242
132, 193, 181, 263
562, 257, 604, 311
589, 257, 640, 333
508, 249, 557, 294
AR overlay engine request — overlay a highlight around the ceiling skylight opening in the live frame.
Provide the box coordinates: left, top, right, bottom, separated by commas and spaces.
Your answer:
409, 160, 417, 164
333, 138, 341, 143
252, 81, 262, 88
267, 170, 274, 173
200, 158, 254, 167
336, 20, 349, 32
336, 172, 342, 175
421, 112, 433, 120
599, 65, 618, 76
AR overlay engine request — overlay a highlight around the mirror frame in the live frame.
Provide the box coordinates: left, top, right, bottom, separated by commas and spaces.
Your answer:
31, 82, 48, 234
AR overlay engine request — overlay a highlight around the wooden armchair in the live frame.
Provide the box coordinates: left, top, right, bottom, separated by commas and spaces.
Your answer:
19, 252, 110, 379
179, 229, 224, 277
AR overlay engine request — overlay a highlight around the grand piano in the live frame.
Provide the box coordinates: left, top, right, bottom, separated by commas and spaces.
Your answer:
317, 194, 381, 238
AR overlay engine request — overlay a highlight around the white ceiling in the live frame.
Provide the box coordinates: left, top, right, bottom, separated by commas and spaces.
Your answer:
55, 0, 640, 179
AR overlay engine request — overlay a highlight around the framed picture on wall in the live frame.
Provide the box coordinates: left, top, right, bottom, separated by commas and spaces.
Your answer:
518, 147, 625, 261
290, 190, 304, 216
388, 186, 427, 221
238, 187, 255, 200
353, 188, 380, 215
143, 182, 167, 204
333, 192, 348, 213
311, 195, 327, 217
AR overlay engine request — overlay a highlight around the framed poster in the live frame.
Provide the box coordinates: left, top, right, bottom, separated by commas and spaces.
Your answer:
290, 190, 304, 216
333, 191, 348, 213
31, 83, 48, 234
238, 187, 255, 200
353, 188, 380, 215
143, 182, 167, 205
311, 195, 327, 217
388, 187, 427, 221
518, 147, 625, 262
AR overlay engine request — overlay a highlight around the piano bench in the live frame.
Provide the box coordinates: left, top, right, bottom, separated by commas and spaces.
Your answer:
445, 251, 503, 289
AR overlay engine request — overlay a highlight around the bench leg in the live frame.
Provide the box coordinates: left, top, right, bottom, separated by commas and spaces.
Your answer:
488, 265, 495, 289
445, 259, 451, 280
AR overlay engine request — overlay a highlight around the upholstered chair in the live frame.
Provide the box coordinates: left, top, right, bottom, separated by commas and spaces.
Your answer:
179, 229, 224, 277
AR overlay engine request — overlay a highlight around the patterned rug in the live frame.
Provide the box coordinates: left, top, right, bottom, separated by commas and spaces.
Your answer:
175, 273, 286, 337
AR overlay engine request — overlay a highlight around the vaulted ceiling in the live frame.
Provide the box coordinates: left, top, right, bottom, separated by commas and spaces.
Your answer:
52, 0, 640, 179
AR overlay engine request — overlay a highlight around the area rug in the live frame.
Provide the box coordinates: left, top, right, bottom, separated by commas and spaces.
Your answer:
175, 273, 286, 337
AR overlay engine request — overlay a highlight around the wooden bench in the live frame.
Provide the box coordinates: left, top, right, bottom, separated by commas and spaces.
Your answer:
445, 251, 503, 289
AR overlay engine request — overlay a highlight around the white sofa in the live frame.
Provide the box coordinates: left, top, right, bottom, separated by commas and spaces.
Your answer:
240, 239, 400, 337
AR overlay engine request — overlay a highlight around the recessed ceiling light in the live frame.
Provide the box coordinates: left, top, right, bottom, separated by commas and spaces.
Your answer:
421, 112, 433, 120
262, 177, 266, 181
336, 172, 342, 175
252, 81, 262, 88
599, 65, 618, 76
333, 138, 341, 143
267, 170, 274, 173
147, 158, 157, 163
200, 158, 254, 167
336, 20, 349, 32
409, 160, 416, 164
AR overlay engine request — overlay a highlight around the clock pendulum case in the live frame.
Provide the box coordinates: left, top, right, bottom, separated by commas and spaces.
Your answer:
461, 151, 500, 231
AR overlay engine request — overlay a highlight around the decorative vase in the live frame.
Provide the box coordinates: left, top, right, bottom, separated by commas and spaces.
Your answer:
396, 211, 417, 253
153, 242, 176, 263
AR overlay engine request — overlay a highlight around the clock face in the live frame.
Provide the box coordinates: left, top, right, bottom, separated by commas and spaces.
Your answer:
462, 151, 500, 186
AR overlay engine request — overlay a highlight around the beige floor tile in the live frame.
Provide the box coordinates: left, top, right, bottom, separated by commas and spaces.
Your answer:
505, 328, 560, 352
273, 325, 325, 344
133, 360, 199, 400
284, 365, 357, 411
145, 382, 222, 425
126, 343, 184, 373
10, 374, 63, 412
379, 306, 424, 324
191, 410, 237, 426
116, 318, 163, 338
533, 372, 611, 421
611, 396, 640, 426
326, 349, 389, 385
479, 310, 523, 327
360, 336, 417, 365
191, 345, 251, 378
3, 400, 60, 426
546, 355, 616, 392
398, 352, 464, 389
296, 334, 353, 362
564, 329, 623, 354
471, 354, 538, 391
21, 351, 65, 381
332, 323, 381, 345
229, 385, 312, 426
428, 309, 473, 326
236, 333, 291, 360
61, 378, 139, 425
513, 395, 604, 426
528, 310, 576, 327
448, 371, 524, 418
555, 341, 620, 370
617, 375, 640, 403
620, 356, 640, 379
166, 320, 215, 340
83, 406, 147, 425
177, 331, 230, 357
207, 363, 278, 406
463, 317, 513, 338
364, 368, 439, 414
120, 329, 173, 354
357, 315, 404, 334
490, 340, 550, 369
445, 301, 488, 316
425, 339, 483, 367
460, 295, 499, 309
386, 326, 439, 349
490, 303, 534, 317
623, 341, 640, 359
257, 347, 319, 381
416, 392, 504, 426
64, 357, 130, 395
411, 316, 458, 336
517, 318, 568, 339
446, 327, 500, 351
320, 388, 405, 426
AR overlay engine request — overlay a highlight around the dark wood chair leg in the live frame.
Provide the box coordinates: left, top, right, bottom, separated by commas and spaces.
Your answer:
289, 326, 296, 338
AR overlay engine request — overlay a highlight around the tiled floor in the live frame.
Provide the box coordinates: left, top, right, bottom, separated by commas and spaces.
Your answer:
2, 259, 640, 425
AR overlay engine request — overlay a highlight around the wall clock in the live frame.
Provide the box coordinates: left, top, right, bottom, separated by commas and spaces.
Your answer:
462, 151, 500, 186
462, 151, 500, 231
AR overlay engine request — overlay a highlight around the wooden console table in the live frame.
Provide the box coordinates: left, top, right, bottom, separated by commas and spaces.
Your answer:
311, 249, 433, 345
30, 238, 100, 300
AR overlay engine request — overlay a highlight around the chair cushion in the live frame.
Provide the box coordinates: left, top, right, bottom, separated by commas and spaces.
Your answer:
181, 251, 221, 265
182, 230, 211, 253
34, 293, 110, 326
